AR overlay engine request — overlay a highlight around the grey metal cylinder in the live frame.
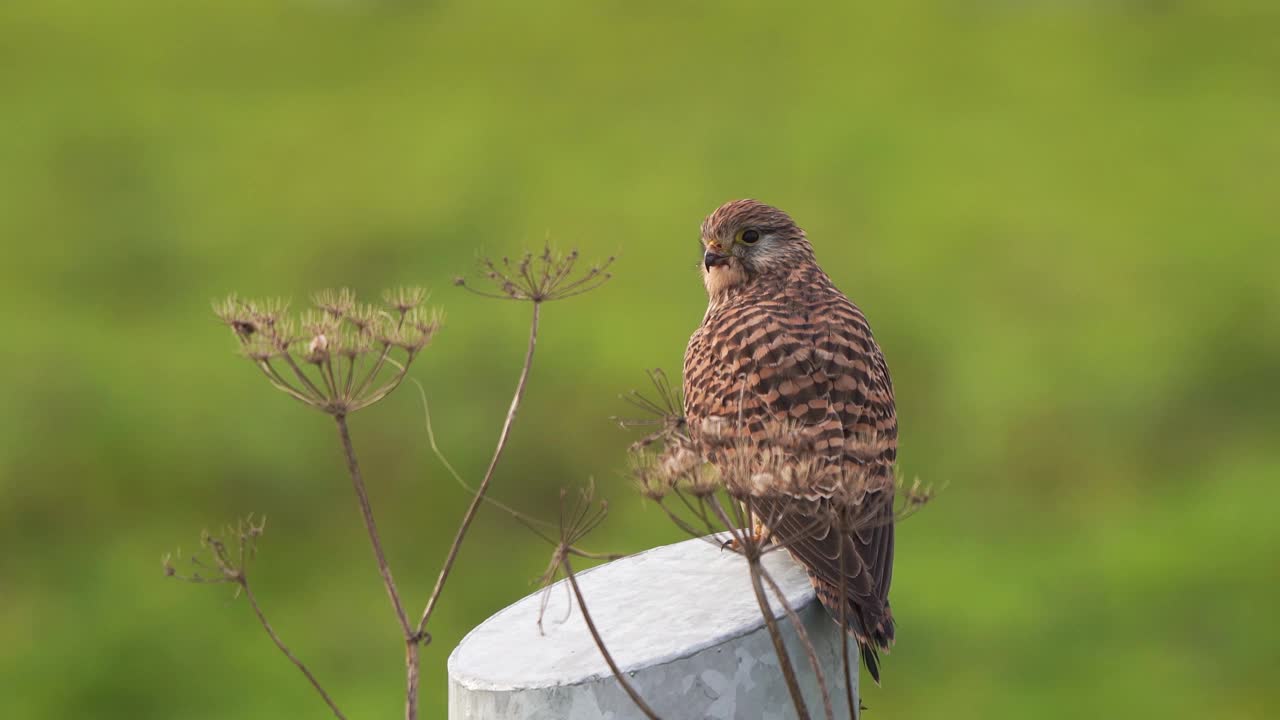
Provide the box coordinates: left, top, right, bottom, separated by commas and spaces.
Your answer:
448, 535, 858, 719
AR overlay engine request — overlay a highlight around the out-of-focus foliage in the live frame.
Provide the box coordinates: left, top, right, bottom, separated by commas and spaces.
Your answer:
1, 1, 1276, 718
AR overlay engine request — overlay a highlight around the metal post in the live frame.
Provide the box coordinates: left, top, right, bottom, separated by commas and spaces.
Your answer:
449, 536, 858, 719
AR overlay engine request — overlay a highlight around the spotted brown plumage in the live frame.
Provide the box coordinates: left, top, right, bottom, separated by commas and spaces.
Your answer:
683, 199, 898, 683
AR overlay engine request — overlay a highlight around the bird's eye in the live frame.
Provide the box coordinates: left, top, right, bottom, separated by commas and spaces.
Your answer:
740, 229, 761, 244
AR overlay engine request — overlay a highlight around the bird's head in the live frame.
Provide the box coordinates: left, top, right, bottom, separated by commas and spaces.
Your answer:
699, 199, 813, 296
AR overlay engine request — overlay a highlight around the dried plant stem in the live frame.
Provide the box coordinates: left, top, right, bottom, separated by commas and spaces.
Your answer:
334, 413, 418, 720
335, 414, 413, 636
240, 580, 347, 720
416, 301, 541, 638
746, 558, 811, 720
405, 641, 420, 720
562, 556, 661, 720
760, 569, 834, 720
708, 499, 810, 720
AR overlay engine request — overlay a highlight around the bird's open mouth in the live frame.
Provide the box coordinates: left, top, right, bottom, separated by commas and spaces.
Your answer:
703, 250, 730, 271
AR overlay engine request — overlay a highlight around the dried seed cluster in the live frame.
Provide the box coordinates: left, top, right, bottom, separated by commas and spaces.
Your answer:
454, 246, 614, 302
214, 288, 441, 415
163, 515, 266, 587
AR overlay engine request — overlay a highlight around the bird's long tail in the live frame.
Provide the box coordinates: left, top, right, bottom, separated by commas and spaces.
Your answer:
811, 576, 895, 685
850, 606, 893, 685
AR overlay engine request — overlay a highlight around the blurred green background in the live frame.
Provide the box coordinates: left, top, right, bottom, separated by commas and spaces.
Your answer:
2, 1, 1277, 718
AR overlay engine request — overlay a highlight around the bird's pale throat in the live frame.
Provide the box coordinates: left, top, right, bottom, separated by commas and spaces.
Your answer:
702, 260, 749, 296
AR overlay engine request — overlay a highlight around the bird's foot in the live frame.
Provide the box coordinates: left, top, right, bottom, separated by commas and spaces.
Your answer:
720, 524, 767, 552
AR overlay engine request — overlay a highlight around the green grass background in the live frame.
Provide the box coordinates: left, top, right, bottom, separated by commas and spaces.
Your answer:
2, 1, 1277, 718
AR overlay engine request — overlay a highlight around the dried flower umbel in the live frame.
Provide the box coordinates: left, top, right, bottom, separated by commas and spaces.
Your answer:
163, 514, 266, 588
453, 246, 614, 302
164, 517, 349, 720
213, 287, 442, 719
214, 288, 441, 415
185, 252, 618, 720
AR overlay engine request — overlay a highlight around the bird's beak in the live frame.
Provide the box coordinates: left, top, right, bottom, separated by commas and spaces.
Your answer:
703, 242, 730, 271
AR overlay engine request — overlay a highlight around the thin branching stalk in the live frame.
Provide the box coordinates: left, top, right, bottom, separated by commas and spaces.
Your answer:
335, 414, 413, 637
282, 353, 328, 400
513, 485, 648, 713
166, 519, 347, 720
759, 569, 834, 720
242, 581, 348, 720
202, 264, 609, 718
562, 556, 661, 720
405, 641, 420, 720
413, 382, 558, 535
746, 555, 811, 720
415, 301, 541, 639
334, 414, 419, 720
709, 499, 810, 720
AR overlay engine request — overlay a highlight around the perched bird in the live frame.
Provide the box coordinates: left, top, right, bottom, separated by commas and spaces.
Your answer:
683, 199, 898, 683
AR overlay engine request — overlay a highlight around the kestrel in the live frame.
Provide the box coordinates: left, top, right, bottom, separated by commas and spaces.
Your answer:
683, 199, 898, 683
